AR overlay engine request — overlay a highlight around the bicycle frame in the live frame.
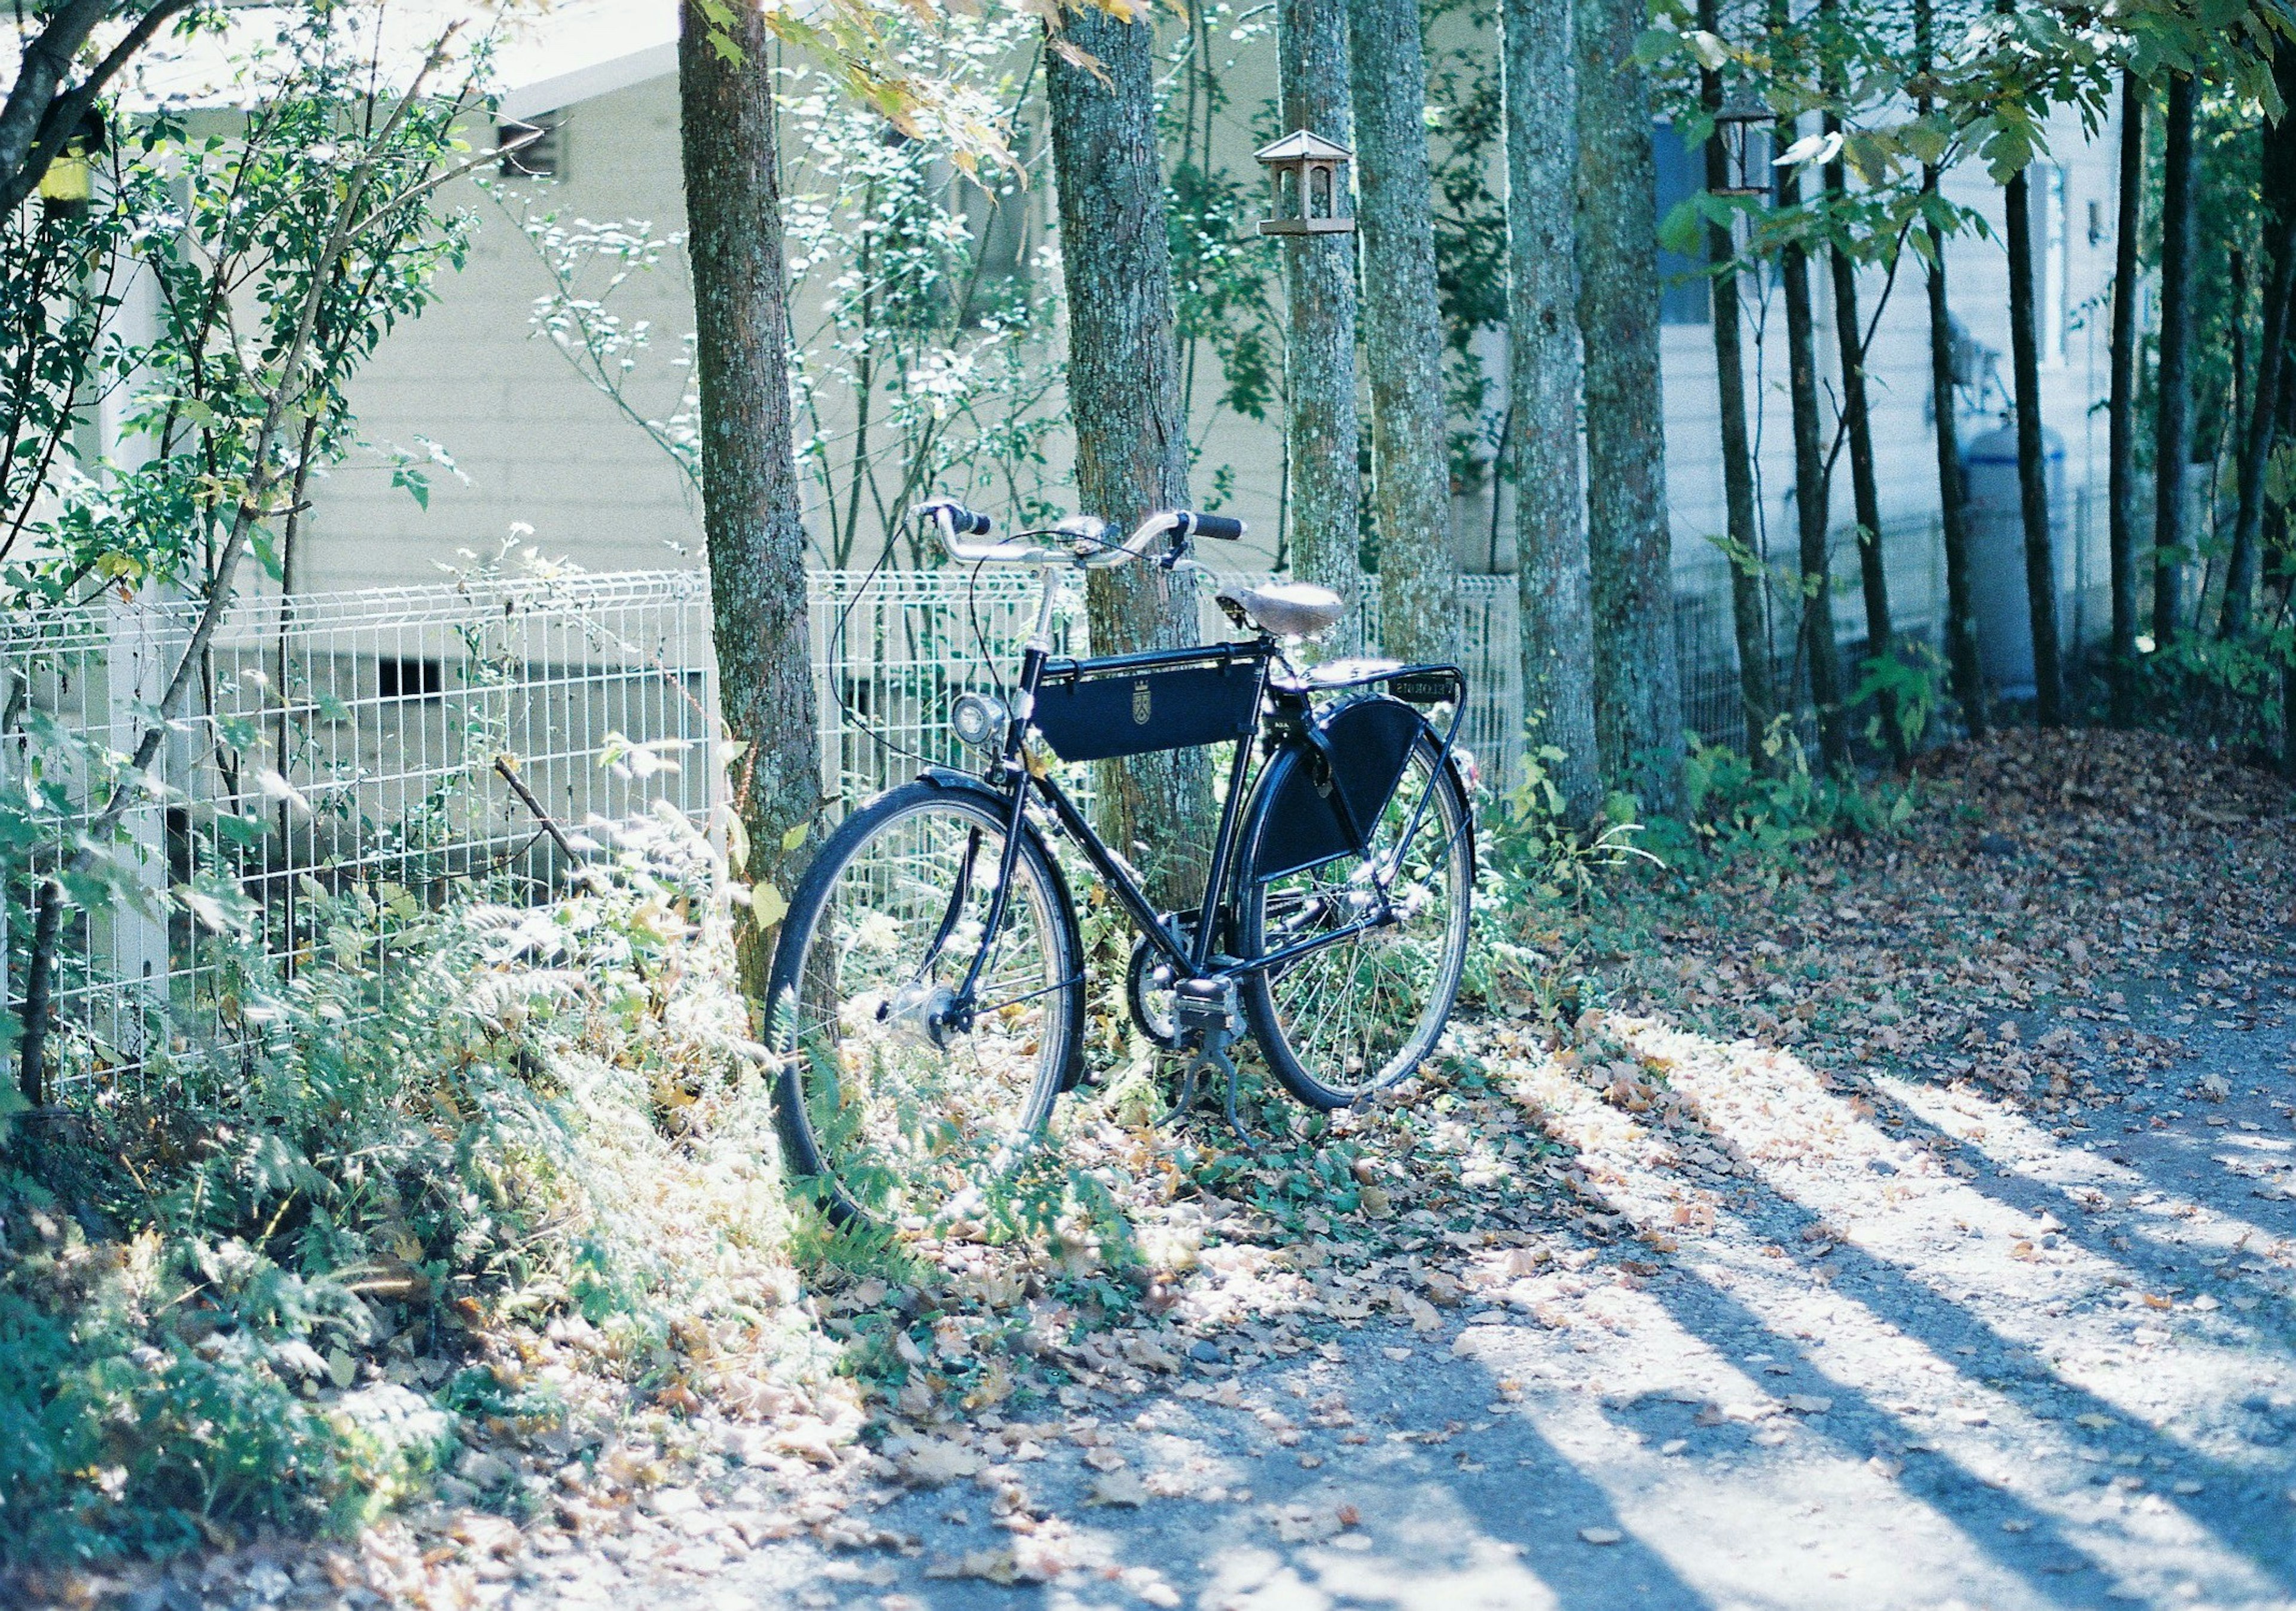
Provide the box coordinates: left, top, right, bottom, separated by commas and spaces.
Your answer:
936, 561, 1467, 1022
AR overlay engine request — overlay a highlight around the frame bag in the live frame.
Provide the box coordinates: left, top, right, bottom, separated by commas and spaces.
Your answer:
1253, 695, 1425, 881
1030, 654, 1263, 762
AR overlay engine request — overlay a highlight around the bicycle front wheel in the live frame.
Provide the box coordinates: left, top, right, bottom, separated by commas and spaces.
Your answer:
1236, 736, 1473, 1108
764, 780, 1082, 1227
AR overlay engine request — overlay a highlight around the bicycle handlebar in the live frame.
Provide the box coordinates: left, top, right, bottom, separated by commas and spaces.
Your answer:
914, 499, 1247, 568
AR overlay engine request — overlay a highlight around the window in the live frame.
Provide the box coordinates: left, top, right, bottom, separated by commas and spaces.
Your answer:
1653, 123, 1711, 326
377, 656, 444, 701
497, 115, 564, 181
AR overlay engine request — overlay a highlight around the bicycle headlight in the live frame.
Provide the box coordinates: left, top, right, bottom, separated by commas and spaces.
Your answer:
951, 691, 1008, 750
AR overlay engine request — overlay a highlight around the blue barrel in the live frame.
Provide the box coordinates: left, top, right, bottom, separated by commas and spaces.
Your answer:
1961, 420, 2066, 696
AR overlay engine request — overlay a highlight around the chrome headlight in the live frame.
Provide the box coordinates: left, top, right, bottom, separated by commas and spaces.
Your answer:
950, 691, 1008, 750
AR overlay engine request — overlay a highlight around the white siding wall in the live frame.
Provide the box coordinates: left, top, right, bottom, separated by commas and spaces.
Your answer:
309, 46, 2124, 599
303, 76, 703, 593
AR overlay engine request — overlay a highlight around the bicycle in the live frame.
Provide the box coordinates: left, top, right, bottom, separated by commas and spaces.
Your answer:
764, 500, 1477, 1225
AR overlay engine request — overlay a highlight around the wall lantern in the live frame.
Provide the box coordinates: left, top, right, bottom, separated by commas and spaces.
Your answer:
1254, 130, 1354, 236
37, 109, 106, 214
1709, 104, 1776, 198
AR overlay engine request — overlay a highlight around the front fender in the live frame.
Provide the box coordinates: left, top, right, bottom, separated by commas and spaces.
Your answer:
909, 766, 1089, 1092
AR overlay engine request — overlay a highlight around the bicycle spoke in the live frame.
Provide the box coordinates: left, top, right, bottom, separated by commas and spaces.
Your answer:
772, 790, 1073, 1225
1247, 742, 1470, 1104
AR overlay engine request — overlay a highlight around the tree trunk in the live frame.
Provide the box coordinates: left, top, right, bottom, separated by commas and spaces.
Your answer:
2225, 49, 2296, 640
1914, 0, 1984, 739
676, 1, 821, 1016
2004, 164, 2064, 724
1574, 0, 1684, 813
1925, 222, 1990, 742
1347, 0, 1458, 665
1046, 7, 1210, 906
1826, 132, 1904, 765
2107, 72, 2144, 724
1699, 0, 1776, 765
2155, 72, 2199, 646
1503, 0, 1602, 823
1278, 0, 1364, 653
1776, 117, 1853, 774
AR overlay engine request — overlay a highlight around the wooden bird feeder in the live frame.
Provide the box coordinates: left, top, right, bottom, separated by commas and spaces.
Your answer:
1254, 130, 1354, 237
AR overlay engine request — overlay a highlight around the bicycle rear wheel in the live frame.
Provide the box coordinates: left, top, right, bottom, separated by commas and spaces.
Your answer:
1235, 736, 1472, 1108
764, 780, 1082, 1226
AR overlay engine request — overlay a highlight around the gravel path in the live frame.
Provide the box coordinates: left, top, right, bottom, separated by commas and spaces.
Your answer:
456, 960, 2296, 1611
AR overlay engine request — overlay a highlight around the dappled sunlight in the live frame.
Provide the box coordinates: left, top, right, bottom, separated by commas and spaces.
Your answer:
1885, 1077, 2296, 1282
1480, 1011, 2296, 1602
1187, 1530, 1565, 1611
1455, 1300, 2105, 1610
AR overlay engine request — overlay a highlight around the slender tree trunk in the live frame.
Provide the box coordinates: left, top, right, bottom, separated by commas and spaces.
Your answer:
2004, 164, 2064, 723
2225, 50, 2296, 640
1278, 0, 1363, 652
2156, 72, 2199, 646
1504, 0, 1602, 822
676, 1, 820, 1016
1347, 0, 1458, 666
1699, 0, 1776, 765
1776, 116, 1853, 774
1046, 8, 1210, 906
1915, 0, 1984, 738
1826, 132, 1904, 765
16, 881, 60, 1109
1925, 218, 1988, 739
1574, 0, 1684, 812
2107, 72, 2144, 725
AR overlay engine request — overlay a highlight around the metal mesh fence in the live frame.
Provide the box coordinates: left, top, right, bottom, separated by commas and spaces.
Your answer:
1672, 484, 2106, 748
2, 570, 716, 1096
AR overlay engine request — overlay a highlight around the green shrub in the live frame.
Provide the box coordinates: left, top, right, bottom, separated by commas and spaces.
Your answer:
0, 809, 796, 1566
1677, 721, 1915, 870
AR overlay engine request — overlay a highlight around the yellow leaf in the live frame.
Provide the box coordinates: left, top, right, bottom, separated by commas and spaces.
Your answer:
752, 880, 789, 930
780, 821, 810, 851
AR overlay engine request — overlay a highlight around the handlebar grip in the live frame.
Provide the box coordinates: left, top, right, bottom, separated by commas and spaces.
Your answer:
917, 499, 992, 537
1178, 512, 1245, 542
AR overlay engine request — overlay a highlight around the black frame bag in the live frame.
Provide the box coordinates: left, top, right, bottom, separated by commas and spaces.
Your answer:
1029, 650, 1266, 763
1253, 695, 1424, 880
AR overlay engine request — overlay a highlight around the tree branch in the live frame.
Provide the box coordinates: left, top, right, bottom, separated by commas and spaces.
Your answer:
0, 0, 195, 216
0, 0, 108, 201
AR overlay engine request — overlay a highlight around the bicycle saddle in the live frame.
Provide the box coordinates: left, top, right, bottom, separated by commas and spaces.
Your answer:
1216, 580, 1345, 640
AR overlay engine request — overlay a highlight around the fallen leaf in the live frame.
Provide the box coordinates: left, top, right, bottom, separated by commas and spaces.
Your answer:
1088, 1471, 1149, 1508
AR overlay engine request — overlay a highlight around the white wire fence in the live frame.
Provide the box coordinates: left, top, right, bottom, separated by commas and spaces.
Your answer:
2, 570, 717, 1098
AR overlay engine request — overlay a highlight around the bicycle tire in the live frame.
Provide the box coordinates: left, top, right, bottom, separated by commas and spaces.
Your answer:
764, 778, 1083, 1226
1234, 733, 1473, 1109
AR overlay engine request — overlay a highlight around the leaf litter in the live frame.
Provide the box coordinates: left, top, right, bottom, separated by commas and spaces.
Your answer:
19, 727, 2294, 1609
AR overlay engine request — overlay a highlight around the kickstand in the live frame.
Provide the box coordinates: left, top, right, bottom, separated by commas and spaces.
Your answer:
1157, 1032, 1259, 1151
1214, 1037, 1259, 1153
1157, 1051, 1204, 1129
1162, 978, 1259, 1151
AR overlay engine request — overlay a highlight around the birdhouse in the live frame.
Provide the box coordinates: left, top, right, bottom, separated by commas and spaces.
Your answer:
1709, 104, 1776, 199
1254, 130, 1354, 237
37, 110, 105, 213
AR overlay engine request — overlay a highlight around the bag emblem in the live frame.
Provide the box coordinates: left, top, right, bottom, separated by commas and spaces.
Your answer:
1131, 680, 1152, 724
